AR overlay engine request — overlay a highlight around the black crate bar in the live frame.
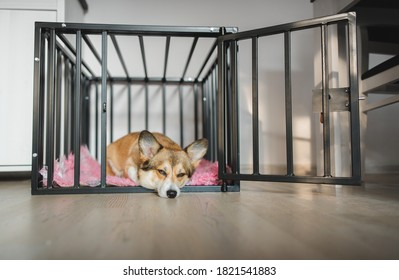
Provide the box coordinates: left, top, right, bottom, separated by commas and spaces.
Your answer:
181, 37, 199, 79
31, 24, 44, 192
321, 24, 332, 178
82, 34, 111, 77
180, 37, 199, 147
127, 84, 132, 133
161, 83, 167, 135
347, 14, 361, 180
193, 84, 199, 140
179, 85, 184, 146
110, 82, 114, 142
63, 59, 71, 156
218, 32, 240, 180
162, 36, 170, 135
229, 41, 240, 175
110, 35, 129, 78
251, 37, 260, 175
201, 77, 210, 159
100, 30, 108, 188
217, 27, 226, 175
83, 80, 91, 147
212, 64, 218, 162
198, 42, 220, 161
217, 12, 361, 185
206, 64, 218, 162
284, 31, 294, 177
193, 40, 218, 145
73, 30, 82, 188
32, 22, 239, 194
94, 83, 99, 158
46, 29, 56, 188
55, 51, 62, 159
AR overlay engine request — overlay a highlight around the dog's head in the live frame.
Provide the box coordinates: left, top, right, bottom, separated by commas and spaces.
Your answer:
137, 131, 208, 198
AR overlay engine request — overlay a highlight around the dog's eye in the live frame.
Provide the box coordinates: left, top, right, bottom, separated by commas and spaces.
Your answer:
157, 169, 167, 176
177, 173, 186, 178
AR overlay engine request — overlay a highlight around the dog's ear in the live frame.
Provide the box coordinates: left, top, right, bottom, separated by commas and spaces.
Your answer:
139, 130, 162, 159
185, 138, 208, 167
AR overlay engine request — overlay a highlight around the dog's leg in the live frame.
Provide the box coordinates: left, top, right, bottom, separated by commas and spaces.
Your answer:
127, 166, 138, 183
107, 159, 123, 177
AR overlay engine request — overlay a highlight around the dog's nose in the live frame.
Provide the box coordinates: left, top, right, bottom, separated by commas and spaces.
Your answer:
166, 190, 177, 198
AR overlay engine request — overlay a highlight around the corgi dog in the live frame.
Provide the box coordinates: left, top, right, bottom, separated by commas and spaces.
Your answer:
106, 130, 208, 198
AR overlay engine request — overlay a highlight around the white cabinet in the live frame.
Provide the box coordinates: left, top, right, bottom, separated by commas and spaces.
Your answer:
0, 9, 57, 172
0, 0, 84, 172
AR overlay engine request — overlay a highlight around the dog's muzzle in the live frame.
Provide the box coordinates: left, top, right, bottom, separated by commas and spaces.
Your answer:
166, 190, 177, 199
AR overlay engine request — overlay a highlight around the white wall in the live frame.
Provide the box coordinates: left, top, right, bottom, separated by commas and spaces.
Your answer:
81, 0, 315, 172
83, 0, 312, 29
64, 0, 85, 22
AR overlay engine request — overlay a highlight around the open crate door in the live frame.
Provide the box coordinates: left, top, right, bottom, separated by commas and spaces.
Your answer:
217, 12, 361, 185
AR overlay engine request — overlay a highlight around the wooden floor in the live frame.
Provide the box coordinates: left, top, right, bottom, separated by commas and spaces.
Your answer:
1, 178, 399, 260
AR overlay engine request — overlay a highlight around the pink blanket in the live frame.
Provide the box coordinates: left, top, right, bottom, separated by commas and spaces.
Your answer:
39, 146, 221, 187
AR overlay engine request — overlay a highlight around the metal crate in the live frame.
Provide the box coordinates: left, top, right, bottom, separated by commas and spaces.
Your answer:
31, 12, 361, 195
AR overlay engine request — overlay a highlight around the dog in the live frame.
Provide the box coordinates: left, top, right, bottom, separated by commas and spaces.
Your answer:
106, 130, 208, 198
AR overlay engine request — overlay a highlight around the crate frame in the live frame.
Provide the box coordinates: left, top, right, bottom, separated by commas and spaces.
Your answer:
31, 22, 239, 194
31, 12, 361, 195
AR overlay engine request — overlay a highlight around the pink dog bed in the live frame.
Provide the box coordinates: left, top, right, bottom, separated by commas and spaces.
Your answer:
39, 146, 221, 187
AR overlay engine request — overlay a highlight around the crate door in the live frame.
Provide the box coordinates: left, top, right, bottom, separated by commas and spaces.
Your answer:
217, 13, 361, 185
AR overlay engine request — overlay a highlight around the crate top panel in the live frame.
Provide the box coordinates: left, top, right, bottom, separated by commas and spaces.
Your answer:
35, 22, 237, 37
36, 22, 238, 82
